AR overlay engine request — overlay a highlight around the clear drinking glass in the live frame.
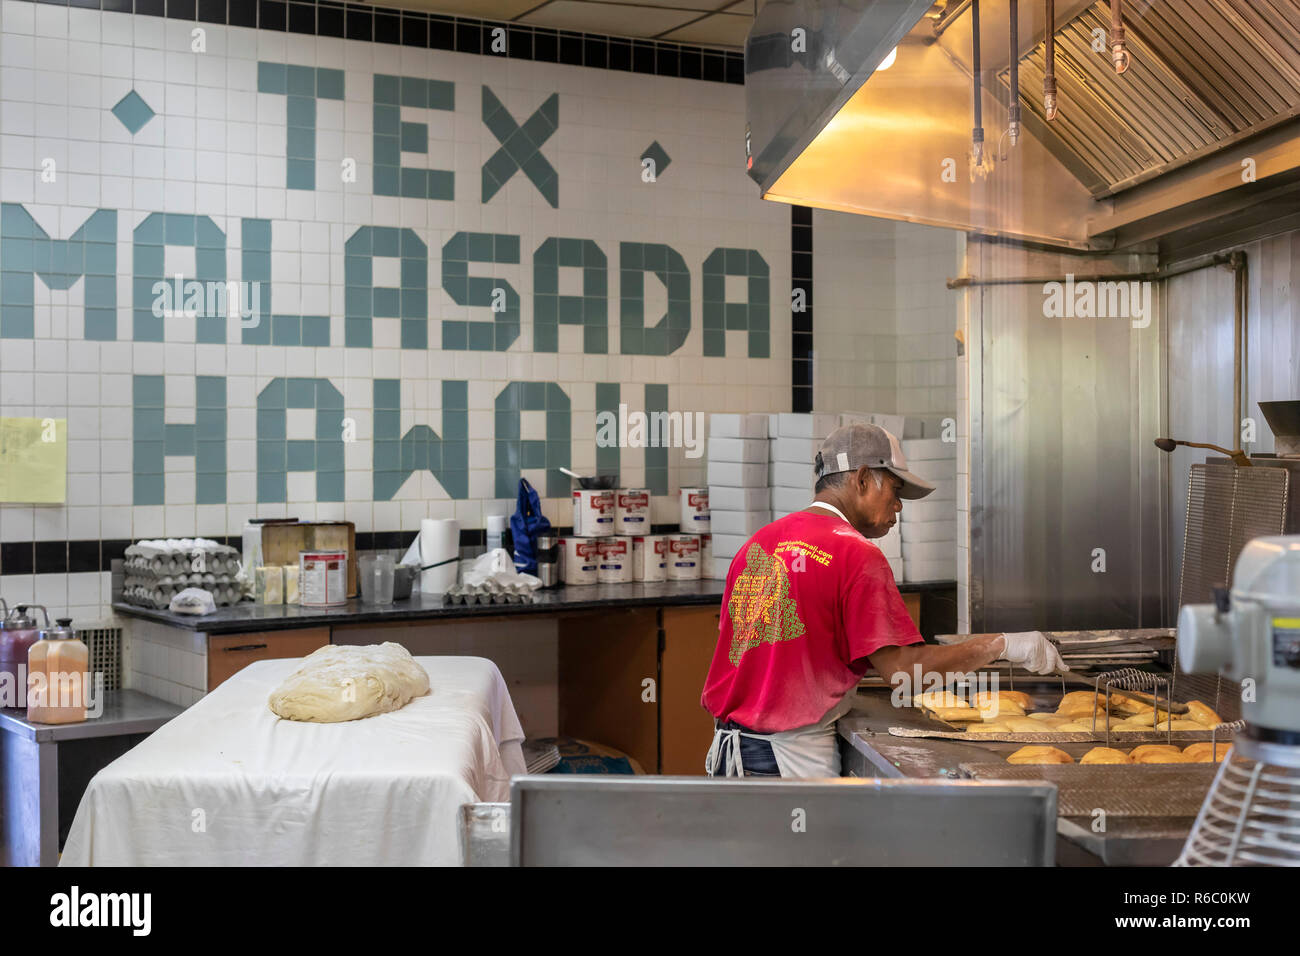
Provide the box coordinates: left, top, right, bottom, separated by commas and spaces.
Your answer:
359, 554, 395, 605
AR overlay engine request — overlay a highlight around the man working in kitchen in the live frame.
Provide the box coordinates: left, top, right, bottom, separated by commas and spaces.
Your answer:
702, 422, 1067, 777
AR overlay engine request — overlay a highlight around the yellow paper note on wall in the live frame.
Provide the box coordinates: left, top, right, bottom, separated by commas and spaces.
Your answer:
0, 417, 67, 503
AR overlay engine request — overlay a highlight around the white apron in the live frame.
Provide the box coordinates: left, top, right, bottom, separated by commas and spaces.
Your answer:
704, 694, 854, 778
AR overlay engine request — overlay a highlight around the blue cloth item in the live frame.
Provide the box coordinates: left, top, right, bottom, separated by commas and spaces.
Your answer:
510, 477, 552, 574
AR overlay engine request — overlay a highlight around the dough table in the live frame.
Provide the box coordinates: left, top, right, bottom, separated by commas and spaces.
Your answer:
59, 655, 526, 866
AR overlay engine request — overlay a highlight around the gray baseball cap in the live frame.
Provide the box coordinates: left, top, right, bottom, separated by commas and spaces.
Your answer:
815, 423, 937, 500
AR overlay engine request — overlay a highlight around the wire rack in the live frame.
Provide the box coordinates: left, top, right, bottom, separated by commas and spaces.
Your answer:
1087, 667, 1172, 747
1177, 735, 1300, 866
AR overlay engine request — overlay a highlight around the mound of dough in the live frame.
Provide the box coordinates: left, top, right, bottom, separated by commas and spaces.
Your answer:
1006, 745, 1073, 765
1184, 742, 1231, 762
1054, 722, 1094, 733
1081, 747, 1133, 764
268, 642, 430, 722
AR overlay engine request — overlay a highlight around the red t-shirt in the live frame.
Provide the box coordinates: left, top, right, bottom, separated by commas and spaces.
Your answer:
700, 509, 923, 732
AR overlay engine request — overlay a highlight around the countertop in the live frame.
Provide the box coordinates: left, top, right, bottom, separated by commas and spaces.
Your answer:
113, 579, 728, 633
0, 690, 182, 743
112, 577, 955, 634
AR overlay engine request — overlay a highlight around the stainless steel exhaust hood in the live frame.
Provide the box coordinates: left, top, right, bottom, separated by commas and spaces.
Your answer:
746, 0, 1300, 251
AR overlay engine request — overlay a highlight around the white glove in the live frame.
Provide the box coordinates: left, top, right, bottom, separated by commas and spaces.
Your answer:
998, 631, 1069, 675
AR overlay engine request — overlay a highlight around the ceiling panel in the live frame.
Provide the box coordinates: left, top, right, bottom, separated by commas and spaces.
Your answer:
383, 0, 541, 18
520, 1, 698, 36
659, 12, 751, 46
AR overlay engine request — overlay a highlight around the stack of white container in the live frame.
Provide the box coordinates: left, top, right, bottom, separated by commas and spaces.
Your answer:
768, 412, 835, 520
898, 437, 957, 581
706, 413, 771, 580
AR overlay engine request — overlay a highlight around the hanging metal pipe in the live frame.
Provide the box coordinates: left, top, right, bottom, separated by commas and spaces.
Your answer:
972, 0, 984, 165
1232, 251, 1246, 444
1044, 0, 1058, 120
1110, 0, 1130, 73
1009, 0, 1021, 145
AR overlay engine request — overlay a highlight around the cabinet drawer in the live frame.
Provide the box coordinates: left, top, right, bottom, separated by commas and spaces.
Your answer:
207, 628, 330, 690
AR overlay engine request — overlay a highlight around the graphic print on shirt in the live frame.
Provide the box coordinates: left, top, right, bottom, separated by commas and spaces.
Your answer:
727, 542, 806, 665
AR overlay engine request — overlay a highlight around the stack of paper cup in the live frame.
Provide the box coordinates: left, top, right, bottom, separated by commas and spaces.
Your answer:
418, 518, 459, 594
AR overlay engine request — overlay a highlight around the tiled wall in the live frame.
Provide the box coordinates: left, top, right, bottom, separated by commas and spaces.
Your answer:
812, 210, 961, 431
0, 2, 810, 624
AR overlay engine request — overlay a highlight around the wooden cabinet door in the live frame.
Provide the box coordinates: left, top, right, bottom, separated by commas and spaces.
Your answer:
660, 607, 722, 775
557, 609, 659, 774
207, 628, 330, 690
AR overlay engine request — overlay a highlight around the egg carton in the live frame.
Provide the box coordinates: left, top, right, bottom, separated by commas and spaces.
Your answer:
442, 581, 541, 606
121, 581, 243, 609
125, 538, 241, 575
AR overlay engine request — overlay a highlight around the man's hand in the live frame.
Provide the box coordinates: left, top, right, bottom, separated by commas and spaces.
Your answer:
997, 631, 1069, 675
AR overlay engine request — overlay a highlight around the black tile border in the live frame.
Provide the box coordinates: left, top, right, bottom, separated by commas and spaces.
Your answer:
18, 0, 744, 84
2, 523, 711, 576
791, 205, 813, 413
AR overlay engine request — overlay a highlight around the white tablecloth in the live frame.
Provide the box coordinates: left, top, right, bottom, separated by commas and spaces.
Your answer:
60, 655, 526, 866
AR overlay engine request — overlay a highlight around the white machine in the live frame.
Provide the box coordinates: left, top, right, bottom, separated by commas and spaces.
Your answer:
1176, 535, 1300, 865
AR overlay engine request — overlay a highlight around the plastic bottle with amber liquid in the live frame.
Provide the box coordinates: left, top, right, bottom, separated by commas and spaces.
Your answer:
27, 618, 89, 724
